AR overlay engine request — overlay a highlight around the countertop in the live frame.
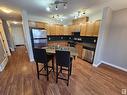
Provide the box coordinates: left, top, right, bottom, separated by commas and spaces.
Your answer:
74, 42, 96, 51
48, 40, 96, 51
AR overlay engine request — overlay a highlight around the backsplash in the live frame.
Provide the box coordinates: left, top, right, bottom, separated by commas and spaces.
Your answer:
48, 35, 73, 41
48, 35, 97, 44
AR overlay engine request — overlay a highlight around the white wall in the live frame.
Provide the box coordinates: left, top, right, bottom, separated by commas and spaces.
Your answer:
102, 8, 127, 69
88, 10, 103, 21
22, 10, 34, 62
2, 20, 14, 52
93, 7, 112, 67
93, 7, 127, 72
11, 24, 25, 45
7, 22, 15, 51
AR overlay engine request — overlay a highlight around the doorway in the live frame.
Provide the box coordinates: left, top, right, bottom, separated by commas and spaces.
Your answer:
11, 24, 25, 46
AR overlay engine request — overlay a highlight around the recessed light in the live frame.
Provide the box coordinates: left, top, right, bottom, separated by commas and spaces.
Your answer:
63, 4, 67, 9
0, 7, 13, 13
55, 5, 58, 10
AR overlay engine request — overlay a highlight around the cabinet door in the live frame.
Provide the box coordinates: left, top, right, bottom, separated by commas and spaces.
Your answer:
74, 24, 80, 32
68, 25, 73, 35
63, 26, 69, 35
49, 24, 56, 35
45, 23, 50, 35
55, 25, 60, 35
86, 22, 94, 36
55, 25, 64, 35
92, 20, 101, 36
36, 22, 46, 28
59, 25, 64, 35
75, 44, 83, 58
80, 23, 87, 36
28, 21, 36, 27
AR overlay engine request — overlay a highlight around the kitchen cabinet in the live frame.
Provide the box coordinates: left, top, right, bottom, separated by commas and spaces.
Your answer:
56, 25, 64, 35
63, 26, 68, 35
36, 22, 46, 28
72, 17, 89, 24
92, 20, 101, 36
68, 25, 73, 33
29, 21, 46, 28
75, 43, 83, 58
28, 21, 51, 35
63, 26, 72, 35
49, 24, 56, 35
55, 25, 60, 35
80, 23, 87, 36
48, 24, 64, 35
45, 23, 50, 35
67, 24, 80, 34
74, 24, 80, 32
28, 18, 100, 36
86, 22, 94, 36
28, 21, 36, 27
85, 20, 101, 37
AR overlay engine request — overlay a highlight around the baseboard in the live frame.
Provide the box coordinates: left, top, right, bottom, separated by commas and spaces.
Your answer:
93, 62, 102, 67
10, 48, 15, 51
0, 57, 8, 72
101, 61, 127, 72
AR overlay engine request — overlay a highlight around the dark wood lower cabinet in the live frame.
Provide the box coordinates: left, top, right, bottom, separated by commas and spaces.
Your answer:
75, 43, 83, 58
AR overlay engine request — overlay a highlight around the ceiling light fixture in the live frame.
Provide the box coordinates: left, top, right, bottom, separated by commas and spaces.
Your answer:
74, 9, 86, 19
51, 14, 65, 22
63, 3, 67, 9
55, 5, 58, 10
47, 0, 68, 11
0, 7, 13, 13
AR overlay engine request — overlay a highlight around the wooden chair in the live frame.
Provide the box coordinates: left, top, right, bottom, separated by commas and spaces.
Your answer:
55, 50, 73, 86
33, 48, 54, 80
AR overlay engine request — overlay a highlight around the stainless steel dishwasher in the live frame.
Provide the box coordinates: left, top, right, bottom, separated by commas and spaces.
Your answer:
82, 47, 95, 63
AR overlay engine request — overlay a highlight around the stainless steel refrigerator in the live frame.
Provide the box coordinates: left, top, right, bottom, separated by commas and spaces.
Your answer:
30, 28, 47, 48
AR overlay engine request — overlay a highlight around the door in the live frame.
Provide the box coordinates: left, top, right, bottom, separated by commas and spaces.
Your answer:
12, 25, 25, 45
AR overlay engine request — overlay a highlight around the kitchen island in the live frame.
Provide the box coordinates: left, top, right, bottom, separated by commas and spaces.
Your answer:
47, 35, 97, 64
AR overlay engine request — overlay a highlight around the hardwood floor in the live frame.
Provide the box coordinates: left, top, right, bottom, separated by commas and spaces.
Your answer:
0, 46, 127, 95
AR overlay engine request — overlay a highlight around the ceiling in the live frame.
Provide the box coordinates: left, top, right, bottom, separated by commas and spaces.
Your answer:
1, 0, 127, 24
0, 10, 21, 21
